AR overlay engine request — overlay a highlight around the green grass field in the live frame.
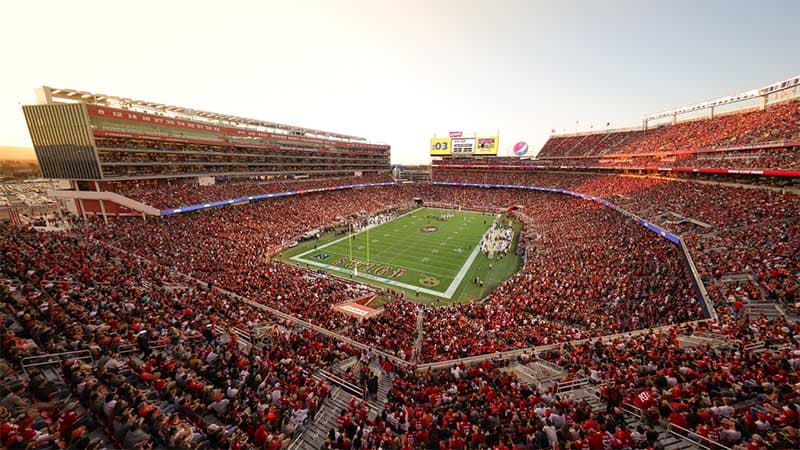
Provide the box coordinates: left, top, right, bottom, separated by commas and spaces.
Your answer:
277, 207, 523, 306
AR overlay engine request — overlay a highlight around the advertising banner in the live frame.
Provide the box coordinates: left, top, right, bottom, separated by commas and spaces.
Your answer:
475, 136, 499, 155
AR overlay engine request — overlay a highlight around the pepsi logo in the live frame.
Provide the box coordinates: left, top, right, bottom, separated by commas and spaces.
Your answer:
513, 141, 528, 156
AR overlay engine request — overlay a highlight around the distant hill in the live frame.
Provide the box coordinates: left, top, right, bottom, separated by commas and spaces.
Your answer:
0, 147, 36, 161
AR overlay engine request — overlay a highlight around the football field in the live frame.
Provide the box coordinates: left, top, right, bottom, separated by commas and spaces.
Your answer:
283, 207, 517, 304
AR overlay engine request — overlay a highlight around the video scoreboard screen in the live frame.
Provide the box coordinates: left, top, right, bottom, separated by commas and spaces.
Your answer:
451, 137, 476, 155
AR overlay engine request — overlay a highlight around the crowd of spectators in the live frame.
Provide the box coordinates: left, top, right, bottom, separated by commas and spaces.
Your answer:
0, 224, 361, 449
438, 145, 800, 173
325, 358, 667, 449
320, 312, 799, 450
3, 160, 799, 448
435, 99, 800, 174
95, 136, 387, 159
566, 147, 799, 171
541, 320, 799, 449
536, 99, 800, 159
432, 168, 800, 313
340, 297, 419, 362
102, 174, 394, 210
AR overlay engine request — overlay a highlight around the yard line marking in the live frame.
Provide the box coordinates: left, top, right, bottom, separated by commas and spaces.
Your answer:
299, 247, 455, 279
288, 257, 448, 297
443, 214, 500, 298
290, 207, 497, 300
293, 208, 420, 259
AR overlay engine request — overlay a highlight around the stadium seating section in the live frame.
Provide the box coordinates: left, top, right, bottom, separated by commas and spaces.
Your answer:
537, 100, 800, 160
103, 174, 394, 210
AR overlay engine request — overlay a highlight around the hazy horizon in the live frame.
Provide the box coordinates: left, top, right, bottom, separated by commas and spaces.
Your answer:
0, 146, 37, 161
2, 0, 799, 164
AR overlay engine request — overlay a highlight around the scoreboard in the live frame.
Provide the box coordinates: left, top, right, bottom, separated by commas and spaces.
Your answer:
430, 138, 451, 156
430, 133, 498, 156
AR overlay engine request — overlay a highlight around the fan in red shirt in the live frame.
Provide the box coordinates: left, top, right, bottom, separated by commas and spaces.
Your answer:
633, 390, 657, 409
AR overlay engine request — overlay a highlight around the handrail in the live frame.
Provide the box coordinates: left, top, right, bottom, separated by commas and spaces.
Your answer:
47, 189, 161, 216
769, 342, 792, 351
317, 369, 364, 400
533, 357, 567, 374
668, 422, 734, 450
621, 400, 733, 450
117, 334, 200, 355
287, 432, 304, 450
415, 319, 713, 371
118, 341, 164, 355
21, 349, 94, 378
556, 377, 589, 393
680, 239, 717, 321
743, 340, 765, 352
694, 331, 731, 341
212, 324, 252, 349
316, 369, 383, 413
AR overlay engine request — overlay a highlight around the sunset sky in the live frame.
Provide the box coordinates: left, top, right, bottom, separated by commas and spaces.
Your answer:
1, 0, 798, 163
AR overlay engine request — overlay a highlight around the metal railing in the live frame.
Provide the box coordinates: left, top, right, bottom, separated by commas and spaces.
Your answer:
315, 369, 383, 413
743, 341, 765, 352
21, 349, 94, 379
769, 342, 792, 352
117, 334, 201, 356
212, 324, 252, 350
415, 319, 713, 371
694, 331, 732, 341
679, 238, 717, 321
621, 401, 733, 450
555, 377, 589, 394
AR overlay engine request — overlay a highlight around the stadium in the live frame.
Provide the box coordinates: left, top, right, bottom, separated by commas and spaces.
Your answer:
2, 4, 800, 450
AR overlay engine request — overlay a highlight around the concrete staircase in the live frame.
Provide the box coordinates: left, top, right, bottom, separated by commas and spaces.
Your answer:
743, 301, 785, 320
330, 355, 360, 374
290, 365, 386, 449
505, 358, 567, 388
290, 387, 352, 449
570, 388, 700, 450
47, 189, 162, 216
677, 333, 731, 349
412, 306, 424, 362
368, 358, 392, 415
328, 355, 391, 417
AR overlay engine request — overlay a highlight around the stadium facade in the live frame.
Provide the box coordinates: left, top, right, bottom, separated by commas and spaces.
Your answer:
21, 86, 390, 217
